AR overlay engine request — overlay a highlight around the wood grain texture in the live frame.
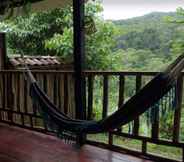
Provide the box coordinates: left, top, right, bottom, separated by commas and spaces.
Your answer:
0, 123, 153, 162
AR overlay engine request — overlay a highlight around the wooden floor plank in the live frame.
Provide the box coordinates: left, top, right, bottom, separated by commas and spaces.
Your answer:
0, 124, 153, 162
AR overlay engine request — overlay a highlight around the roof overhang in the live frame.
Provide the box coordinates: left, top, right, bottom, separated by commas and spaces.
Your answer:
30, 0, 72, 12
0, 0, 72, 15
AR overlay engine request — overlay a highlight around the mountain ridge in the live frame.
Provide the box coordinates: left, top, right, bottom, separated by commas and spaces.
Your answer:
113, 11, 177, 25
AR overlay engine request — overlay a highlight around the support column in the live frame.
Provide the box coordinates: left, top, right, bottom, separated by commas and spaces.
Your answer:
73, 0, 86, 120
73, 0, 86, 145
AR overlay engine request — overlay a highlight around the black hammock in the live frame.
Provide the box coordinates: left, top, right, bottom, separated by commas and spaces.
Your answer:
27, 53, 184, 138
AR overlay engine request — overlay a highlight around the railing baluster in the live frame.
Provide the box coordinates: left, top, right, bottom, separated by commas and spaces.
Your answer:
133, 75, 142, 135
117, 75, 125, 132
53, 74, 57, 105
0, 73, 3, 121
58, 74, 63, 112
47, 74, 54, 103
108, 132, 113, 145
118, 75, 125, 108
173, 75, 183, 142
12, 73, 16, 123
64, 74, 68, 115
38, 73, 48, 132
17, 73, 20, 113
102, 75, 108, 119
151, 116, 159, 139
2, 73, 5, 114
83, 76, 87, 119
7, 73, 13, 122
20, 74, 24, 126
33, 73, 40, 116
142, 140, 147, 155
4, 73, 7, 111
151, 105, 159, 139
24, 73, 28, 114
87, 75, 94, 120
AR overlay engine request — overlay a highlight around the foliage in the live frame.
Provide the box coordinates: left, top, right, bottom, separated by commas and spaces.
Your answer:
45, 1, 118, 69
114, 12, 179, 61
45, 28, 73, 61
0, 7, 73, 55
0, 1, 118, 70
166, 7, 184, 59
85, 20, 118, 69
111, 48, 166, 71
45, 19, 118, 69
117, 28, 161, 52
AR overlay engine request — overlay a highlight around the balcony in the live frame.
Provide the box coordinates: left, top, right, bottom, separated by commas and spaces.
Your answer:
0, 70, 183, 162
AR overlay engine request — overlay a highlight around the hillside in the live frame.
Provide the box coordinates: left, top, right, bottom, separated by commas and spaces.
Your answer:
114, 12, 177, 30
113, 12, 180, 58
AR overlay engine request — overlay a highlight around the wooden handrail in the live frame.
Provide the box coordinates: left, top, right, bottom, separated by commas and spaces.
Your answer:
1, 70, 184, 76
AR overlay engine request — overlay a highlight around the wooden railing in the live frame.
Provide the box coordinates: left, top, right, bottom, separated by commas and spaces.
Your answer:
0, 70, 76, 130
0, 70, 183, 162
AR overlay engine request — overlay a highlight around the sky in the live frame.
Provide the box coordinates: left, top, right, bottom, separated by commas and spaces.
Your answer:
102, 0, 184, 20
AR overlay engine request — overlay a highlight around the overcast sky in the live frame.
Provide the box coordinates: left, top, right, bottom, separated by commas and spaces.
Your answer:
102, 0, 184, 20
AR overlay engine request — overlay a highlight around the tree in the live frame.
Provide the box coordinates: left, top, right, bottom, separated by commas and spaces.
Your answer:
0, 1, 118, 70
0, 6, 73, 55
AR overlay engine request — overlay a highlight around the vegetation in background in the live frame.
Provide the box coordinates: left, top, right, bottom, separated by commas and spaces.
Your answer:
166, 7, 184, 56
113, 12, 182, 71
0, 7, 72, 54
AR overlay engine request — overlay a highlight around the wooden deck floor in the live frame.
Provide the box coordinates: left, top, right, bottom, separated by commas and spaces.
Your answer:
0, 124, 153, 162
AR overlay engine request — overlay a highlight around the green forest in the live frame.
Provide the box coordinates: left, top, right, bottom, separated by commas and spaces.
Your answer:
113, 10, 184, 71
1, 1, 184, 160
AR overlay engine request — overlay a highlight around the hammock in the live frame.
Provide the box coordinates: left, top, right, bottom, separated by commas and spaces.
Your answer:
27, 54, 184, 140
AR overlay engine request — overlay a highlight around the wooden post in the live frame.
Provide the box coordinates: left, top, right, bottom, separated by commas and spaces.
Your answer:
133, 75, 141, 135
87, 75, 94, 120
117, 75, 125, 132
73, 0, 86, 145
102, 75, 108, 119
0, 33, 13, 122
0, 32, 6, 119
173, 75, 183, 142
73, 0, 85, 120
0, 32, 7, 70
142, 140, 147, 155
